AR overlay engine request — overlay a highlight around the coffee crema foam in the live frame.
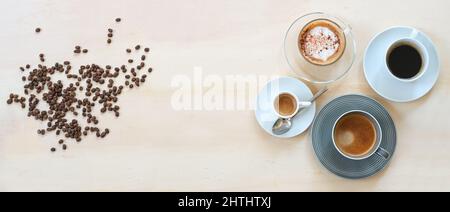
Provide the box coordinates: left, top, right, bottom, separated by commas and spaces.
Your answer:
334, 113, 376, 157
299, 20, 345, 65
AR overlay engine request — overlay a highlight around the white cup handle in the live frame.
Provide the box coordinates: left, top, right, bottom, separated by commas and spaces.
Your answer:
410, 28, 420, 39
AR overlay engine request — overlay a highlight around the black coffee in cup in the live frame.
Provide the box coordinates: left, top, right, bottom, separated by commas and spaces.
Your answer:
387, 44, 423, 79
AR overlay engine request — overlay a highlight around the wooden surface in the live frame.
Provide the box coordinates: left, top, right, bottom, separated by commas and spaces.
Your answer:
0, 0, 449, 192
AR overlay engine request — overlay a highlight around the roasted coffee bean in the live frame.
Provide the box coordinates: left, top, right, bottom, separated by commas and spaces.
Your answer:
51, 147, 56, 152
107, 39, 112, 44
115, 18, 121, 22
148, 68, 153, 73
62, 144, 67, 150
7, 19, 154, 153
35, 28, 41, 33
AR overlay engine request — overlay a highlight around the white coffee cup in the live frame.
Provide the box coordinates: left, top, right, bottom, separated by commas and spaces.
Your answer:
332, 110, 390, 160
385, 37, 429, 82
272, 92, 310, 119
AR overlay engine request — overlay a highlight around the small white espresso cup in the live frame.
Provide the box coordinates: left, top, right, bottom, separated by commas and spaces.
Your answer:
385, 37, 429, 82
332, 110, 390, 161
272, 92, 309, 119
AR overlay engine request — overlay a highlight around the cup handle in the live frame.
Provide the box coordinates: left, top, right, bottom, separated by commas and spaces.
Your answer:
343, 25, 352, 34
375, 147, 390, 160
410, 28, 420, 39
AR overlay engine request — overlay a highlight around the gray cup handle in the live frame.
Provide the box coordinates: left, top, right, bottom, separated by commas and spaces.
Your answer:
376, 147, 390, 160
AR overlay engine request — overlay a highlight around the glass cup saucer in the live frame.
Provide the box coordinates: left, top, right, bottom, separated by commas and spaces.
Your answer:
284, 12, 356, 84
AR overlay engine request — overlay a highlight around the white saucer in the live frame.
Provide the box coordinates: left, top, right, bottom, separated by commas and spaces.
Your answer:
364, 26, 440, 102
255, 77, 316, 138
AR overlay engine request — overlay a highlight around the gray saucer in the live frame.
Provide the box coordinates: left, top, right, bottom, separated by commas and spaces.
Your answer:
311, 94, 396, 179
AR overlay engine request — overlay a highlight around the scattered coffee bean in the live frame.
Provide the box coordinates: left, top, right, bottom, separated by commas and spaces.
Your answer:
35, 28, 41, 33
6, 17, 155, 153
107, 39, 112, 44
115, 18, 121, 23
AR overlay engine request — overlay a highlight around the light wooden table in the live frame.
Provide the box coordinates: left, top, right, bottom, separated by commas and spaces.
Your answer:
0, 0, 449, 192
